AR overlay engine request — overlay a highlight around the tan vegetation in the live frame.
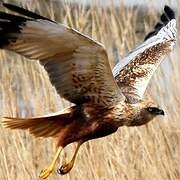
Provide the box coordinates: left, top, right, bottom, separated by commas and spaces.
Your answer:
0, 0, 180, 180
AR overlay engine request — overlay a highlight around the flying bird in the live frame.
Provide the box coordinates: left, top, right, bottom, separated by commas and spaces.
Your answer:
0, 3, 176, 179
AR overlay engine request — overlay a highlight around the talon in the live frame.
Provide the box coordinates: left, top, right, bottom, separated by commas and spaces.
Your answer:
39, 147, 63, 179
57, 164, 72, 175
57, 140, 84, 175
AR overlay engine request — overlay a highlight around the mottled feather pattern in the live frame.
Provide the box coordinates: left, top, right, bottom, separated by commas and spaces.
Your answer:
41, 46, 124, 106
114, 6, 176, 103
116, 42, 172, 103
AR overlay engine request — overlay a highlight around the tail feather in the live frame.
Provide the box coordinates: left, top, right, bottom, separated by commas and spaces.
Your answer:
2, 111, 73, 138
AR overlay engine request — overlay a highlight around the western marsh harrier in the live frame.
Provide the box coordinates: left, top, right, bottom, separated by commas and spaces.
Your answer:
0, 3, 176, 179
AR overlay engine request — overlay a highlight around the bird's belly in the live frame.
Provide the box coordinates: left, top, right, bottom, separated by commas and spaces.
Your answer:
57, 106, 120, 146
87, 122, 118, 140
57, 118, 118, 146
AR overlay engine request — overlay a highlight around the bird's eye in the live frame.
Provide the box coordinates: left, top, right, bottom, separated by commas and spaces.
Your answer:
147, 107, 159, 113
146, 107, 164, 115
147, 107, 153, 112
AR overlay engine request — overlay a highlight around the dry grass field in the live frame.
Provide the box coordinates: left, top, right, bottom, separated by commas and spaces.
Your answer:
0, 0, 180, 180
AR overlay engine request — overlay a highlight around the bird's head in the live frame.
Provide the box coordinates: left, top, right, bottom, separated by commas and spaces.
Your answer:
139, 102, 165, 125
127, 102, 165, 126
145, 106, 165, 116
143, 100, 165, 117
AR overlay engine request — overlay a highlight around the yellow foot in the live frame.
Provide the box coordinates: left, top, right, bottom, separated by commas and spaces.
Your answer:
57, 140, 84, 175
39, 146, 63, 179
39, 167, 53, 180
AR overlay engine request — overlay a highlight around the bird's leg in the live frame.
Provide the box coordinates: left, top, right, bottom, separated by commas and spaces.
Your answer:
39, 146, 63, 179
57, 140, 84, 175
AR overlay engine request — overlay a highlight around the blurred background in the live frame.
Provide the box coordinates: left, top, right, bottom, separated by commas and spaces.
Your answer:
0, 0, 180, 180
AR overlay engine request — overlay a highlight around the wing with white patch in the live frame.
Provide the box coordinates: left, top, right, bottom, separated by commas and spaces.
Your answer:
113, 5, 176, 103
0, 3, 124, 107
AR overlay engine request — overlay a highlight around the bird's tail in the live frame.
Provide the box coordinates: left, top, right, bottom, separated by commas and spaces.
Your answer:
2, 108, 74, 138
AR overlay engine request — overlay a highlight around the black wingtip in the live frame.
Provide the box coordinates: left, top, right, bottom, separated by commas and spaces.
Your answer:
2, 2, 53, 22
2, 3, 20, 10
0, 3, 28, 48
144, 5, 175, 41
164, 5, 175, 20
160, 14, 169, 24
0, 3, 56, 49
2, 2, 11, 7
144, 31, 156, 41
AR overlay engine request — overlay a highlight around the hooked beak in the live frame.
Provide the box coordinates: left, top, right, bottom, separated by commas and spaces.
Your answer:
159, 109, 165, 115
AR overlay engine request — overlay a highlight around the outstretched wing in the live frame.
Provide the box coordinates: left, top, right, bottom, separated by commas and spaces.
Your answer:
0, 3, 124, 107
113, 6, 176, 103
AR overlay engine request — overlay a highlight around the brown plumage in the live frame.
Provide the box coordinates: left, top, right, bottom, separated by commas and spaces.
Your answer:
0, 3, 176, 179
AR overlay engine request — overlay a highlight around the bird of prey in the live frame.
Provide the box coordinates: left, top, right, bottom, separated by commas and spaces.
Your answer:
0, 3, 176, 179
